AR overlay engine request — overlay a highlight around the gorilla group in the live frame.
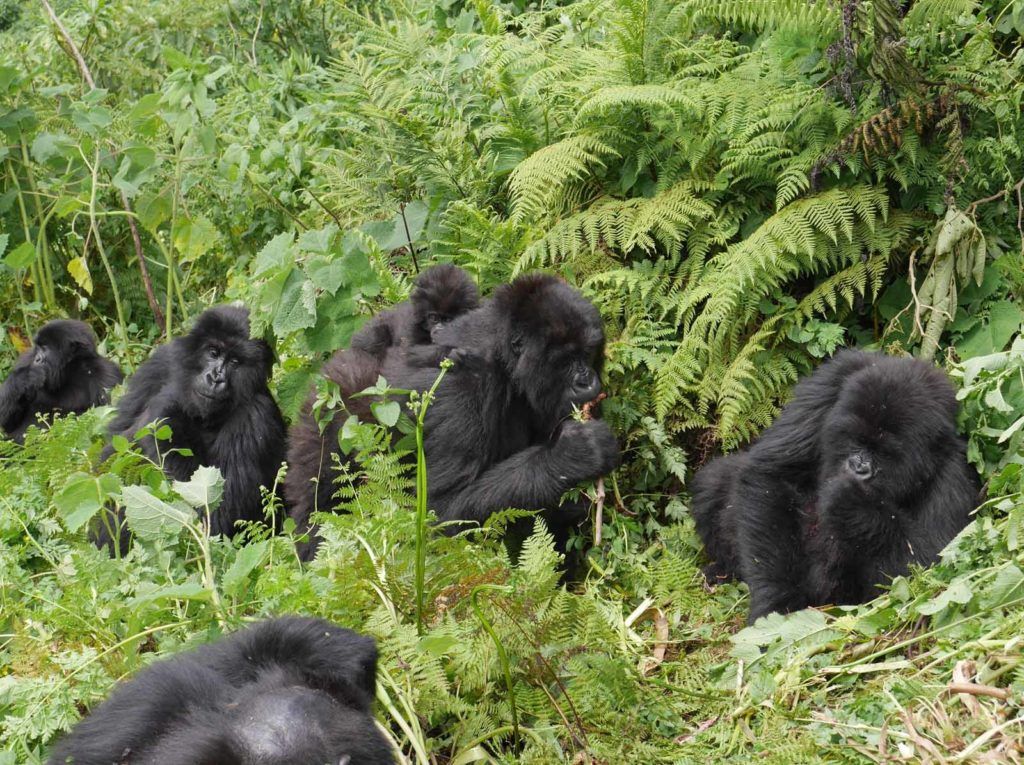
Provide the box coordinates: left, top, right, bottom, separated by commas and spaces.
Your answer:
45, 617, 394, 765
286, 270, 619, 558
691, 350, 981, 623
0, 320, 122, 443
96, 305, 286, 548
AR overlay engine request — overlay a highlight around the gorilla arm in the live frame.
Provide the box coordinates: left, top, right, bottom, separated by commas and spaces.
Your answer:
207, 390, 286, 535
428, 417, 619, 527
0, 350, 43, 434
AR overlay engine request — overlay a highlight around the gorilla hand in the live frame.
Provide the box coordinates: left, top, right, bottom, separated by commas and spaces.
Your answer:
552, 420, 619, 486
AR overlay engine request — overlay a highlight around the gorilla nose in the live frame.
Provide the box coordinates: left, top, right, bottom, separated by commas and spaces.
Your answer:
205, 371, 226, 390
847, 453, 874, 479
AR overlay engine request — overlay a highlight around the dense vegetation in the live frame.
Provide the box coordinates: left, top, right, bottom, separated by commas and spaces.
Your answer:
2, 0, 1024, 761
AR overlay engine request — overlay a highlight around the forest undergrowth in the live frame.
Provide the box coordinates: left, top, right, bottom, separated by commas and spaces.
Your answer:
2, 0, 1024, 762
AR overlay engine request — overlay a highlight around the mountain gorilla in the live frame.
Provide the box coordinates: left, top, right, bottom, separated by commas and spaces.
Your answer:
97, 306, 285, 546
0, 320, 122, 443
692, 350, 981, 623
350, 263, 480, 359
286, 273, 619, 558
46, 617, 394, 765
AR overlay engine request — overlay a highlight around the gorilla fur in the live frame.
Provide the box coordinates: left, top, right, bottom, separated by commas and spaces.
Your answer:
691, 350, 981, 622
285, 273, 619, 558
0, 320, 122, 443
350, 263, 480, 359
98, 306, 285, 545
45, 617, 394, 765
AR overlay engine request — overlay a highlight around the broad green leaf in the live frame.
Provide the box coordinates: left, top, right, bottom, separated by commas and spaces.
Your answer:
272, 269, 317, 335
253, 232, 294, 276
4, 241, 35, 270
128, 582, 210, 606
136, 191, 173, 232
296, 224, 339, 254
916, 577, 973, 616
222, 541, 269, 596
172, 465, 224, 509
371, 400, 401, 427
55, 473, 122, 532
172, 214, 219, 262
0, 233, 8, 257
121, 485, 194, 540
305, 256, 346, 295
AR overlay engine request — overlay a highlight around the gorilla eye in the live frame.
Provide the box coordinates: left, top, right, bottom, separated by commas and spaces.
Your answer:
208, 347, 221, 359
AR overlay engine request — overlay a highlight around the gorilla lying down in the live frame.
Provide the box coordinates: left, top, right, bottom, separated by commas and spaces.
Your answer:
96, 306, 286, 549
0, 320, 122, 443
692, 350, 981, 622
286, 272, 619, 558
46, 617, 394, 765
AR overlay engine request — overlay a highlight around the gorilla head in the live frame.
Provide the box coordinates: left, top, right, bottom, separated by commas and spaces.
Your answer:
817, 356, 962, 506
0, 319, 122, 443
488, 275, 604, 424
177, 306, 274, 421
45, 617, 394, 765
411, 263, 481, 342
30, 320, 104, 391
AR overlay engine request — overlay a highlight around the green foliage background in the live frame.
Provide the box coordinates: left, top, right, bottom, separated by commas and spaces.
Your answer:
2, 0, 1024, 762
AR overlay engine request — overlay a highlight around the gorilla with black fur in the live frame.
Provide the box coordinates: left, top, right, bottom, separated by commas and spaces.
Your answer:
692, 350, 981, 622
350, 263, 480, 359
0, 320, 122, 443
46, 617, 394, 765
286, 273, 619, 557
98, 306, 285, 546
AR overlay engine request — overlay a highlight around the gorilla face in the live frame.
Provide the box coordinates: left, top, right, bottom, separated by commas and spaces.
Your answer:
180, 307, 273, 421
496, 276, 605, 425
818, 362, 959, 505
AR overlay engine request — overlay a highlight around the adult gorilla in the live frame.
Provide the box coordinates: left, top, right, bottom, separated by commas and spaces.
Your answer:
350, 263, 479, 359
46, 617, 394, 765
98, 306, 285, 545
286, 273, 619, 557
0, 320, 122, 442
692, 350, 981, 622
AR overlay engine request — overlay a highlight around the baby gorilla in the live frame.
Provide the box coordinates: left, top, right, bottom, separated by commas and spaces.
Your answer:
349, 263, 479, 359
0, 320, 122, 443
45, 617, 394, 765
692, 350, 981, 622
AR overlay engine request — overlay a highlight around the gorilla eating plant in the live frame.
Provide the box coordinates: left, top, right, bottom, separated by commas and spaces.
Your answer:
0, 320, 122, 443
96, 306, 286, 549
692, 350, 982, 623
286, 273, 619, 558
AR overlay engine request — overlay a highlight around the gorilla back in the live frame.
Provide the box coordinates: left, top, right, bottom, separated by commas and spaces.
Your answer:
692, 350, 981, 622
45, 617, 394, 765
0, 320, 122, 443
99, 306, 286, 545
286, 273, 619, 557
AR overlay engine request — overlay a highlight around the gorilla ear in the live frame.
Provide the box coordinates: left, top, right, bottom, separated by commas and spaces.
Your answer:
510, 332, 524, 356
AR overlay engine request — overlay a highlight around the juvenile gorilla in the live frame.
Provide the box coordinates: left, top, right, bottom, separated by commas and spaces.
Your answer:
0, 320, 122, 443
99, 306, 285, 543
350, 263, 480, 359
692, 350, 980, 622
46, 617, 394, 765
286, 273, 619, 557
